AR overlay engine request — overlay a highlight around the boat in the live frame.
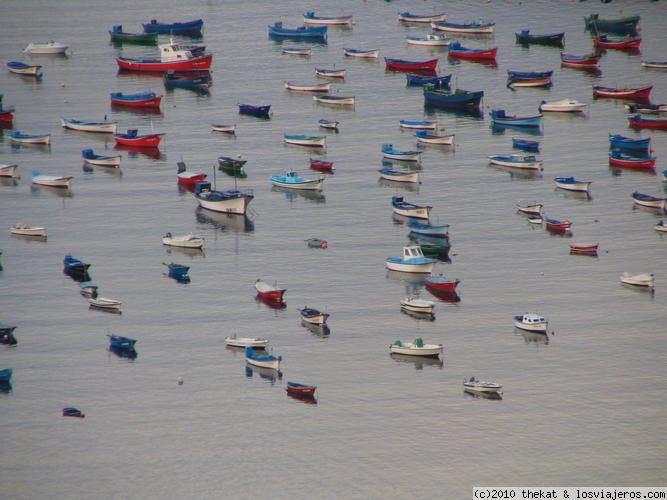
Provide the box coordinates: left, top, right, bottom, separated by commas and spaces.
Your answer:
164, 262, 190, 281
61, 118, 117, 134
0, 368, 12, 382
284, 81, 330, 92
381, 144, 421, 162
405, 33, 450, 47
400, 297, 435, 314
0, 164, 19, 178
391, 196, 431, 220
554, 176, 592, 192
164, 71, 212, 90
32, 171, 73, 188
619, 272, 654, 288
63, 255, 90, 276
385, 245, 434, 273
569, 242, 599, 256
24, 41, 68, 54
312, 94, 355, 106
431, 20, 495, 34
303, 11, 353, 25
79, 282, 98, 298
299, 307, 329, 325
113, 129, 164, 148
7, 61, 42, 77
447, 41, 497, 60
0, 94, 14, 124
632, 192, 667, 210
211, 124, 236, 134
238, 103, 271, 118
286, 381, 316, 397
514, 313, 548, 333
584, 14, 640, 33
109, 25, 158, 44
490, 110, 542, 127
116, 39, 212, 73
62, 408, 85, 418
628, 115, 667, 131
225, 335, 269, 349
641, 61, 667, 69
255, 279, 286, 303
593, 85, 652, 100
267, 22, 327, 40
282, 47, 311, 56
315, 67, 346, 78
378, 168, 420, 184
516, 203, 543, 215
107, 334, 136, 350
425, 275, 460, 293
245, 346, 282, 370
560, 52, 600, 68
176, 161, 207, 187
515, 30, 564, 46
9, 131, 51, 145
423, 86, 484, 110
318, 119, 339, 131
507, 73, 552, 89
305, 238, 328, 248
488, 154, 542, 169
412, 239, 450, 261
609, 134, 650, 152
463, 377, 502, 394
89, 296, 122, 312
385, 58, 438, 72
608, 150, 656, 169
539, 99, 587, 113
625, 103, 667, 114
343, 48, 379, 58
406, 73, 451, 87
283, 134, 326, 148
194, 181, 254, 215
408, 218, 449, 239
271, 169, 324, 191
390, 338, 443, 357
217, 156, 247, 174
0, 324, 17, 346
415, 130, 455, 145
545, 217, 572, 232
593, 35, 641, 50
399, 120, 437, 130
162, 232, 204, 249
82, 149, 122, 168
110, 91, 162, 108
142, 18, 203, 36
512, 138, 540, 152
398, 12, 446, 23
10, 224, 46, 238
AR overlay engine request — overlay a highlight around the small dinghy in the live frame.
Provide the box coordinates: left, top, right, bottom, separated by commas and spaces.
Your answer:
390, 338, 443, 357
89, 297, 122, 312
62, 407, 85, 418
305, 238, 328, 249
463, 376, 502, 394
225, 335, 269, 349
299, 306, 330, 325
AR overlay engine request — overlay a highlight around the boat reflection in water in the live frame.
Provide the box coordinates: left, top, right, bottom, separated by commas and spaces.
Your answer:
424, 103, 483, 120
426, 288, 461, 303
555, 189, 592, 202
31, 184, 73, 198
108, 345, 138, 360
377, 177, 420, 193
255, 294, 287, 310
301, 320, 331, 337
286, 390, 318, 404
113, 144, 165, 160
385, 269, 428, 291
390, 352, 444, 370
164, 245, 205, 259
245, 364, 282, 384
464, 388, 503, 400
518, 330, 550, 345
490, 123, 543, 137
400, 308, 435, 322
0, 381, 12, 395
195, 207, 255, 233
271, 185, 326, 204
488, 164, 543, 180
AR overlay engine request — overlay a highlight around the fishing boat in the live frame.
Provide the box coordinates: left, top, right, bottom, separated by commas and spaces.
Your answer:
513, 313, 548, 333
10, 224, 47, 238
507, 70, 553, 88
408, 218, 449, 239
399, 119, 438, 130
24, 41, 68, 54
490, 110, 542, 127
225, 335, 269, 349
390, 338, 443, 357
431, 20, 495, 34
318, 119, 339, 131
512, 138, 540, 152
82, 149, 122, 168
625, 103, 667, 114
164, 262, 190, 281
554, 176, 592, 192
61, 118, 117, 134
255, 279, 286, 303
569, 242, 599, 256
632, 192, 667, 210
405, 33, 450, 47
271, 169, 324, 190
245, 346, 281, 370
284, 81, 330, 92
310, 159, 335, 173
608, 134, 650, 152
381, 144, 421, 162
400, 297, 435, 314
425, 275, 460, 293
305, 238, 328, 249
238, 103, 271, 118
539, 99, 587, 113
447, 41, 497, 60
628, 115, 667, 130
545, 217, 573, 232
175, 161, 207, 187
217, 156, 247, 175
107, 334, 137, 350
608, 150, 656, 169
515, 30, 564, 46
113, 129, 164, 148
211, 124, 236, 134
641, 61, 667, 69
463, 377, 502, 394
378, 168, 420, 184
142, 18, 203, 36
282, 47, 311, 56
194, 181, 254, 215
0, 164, 19, 178
116, 39, 212, 72
303, 11, 353, 25
109, 25, 158, 44
110, 91, 162, 108
391, 196, 431, 220
516, 203, 543, 215
593, 35, 641, 50
584, 14, 640, 33
488, 154, 542, 169
283, 134, 326, 148
286, 381, 316, 397
7, 61, 42, 77
299, 307, 330, 325
415, 130, 455, 145
560, 52, 600, 69
654, 221, 667, 233
315, 67, 346, 78
385, 245, 434, 273
592, 85, 652, 100
267, 22, 327, 40
162, 232, 204, 249
0, 368, 12, 382
386, 57, 438, 72
312, 94, 355, 106
0, 95, 14, 124
32, 171, 72, 188
164, 71, 211, 90
398, 12, 446, 23
9, 131, 51, 145
63, 255, 90, 276
0, 324, 18, 347
406, 73, 451, 87
423, 86, 484, 110
79, 282, 98, 298
620, 272, 654, 288
343, 48, 380, 58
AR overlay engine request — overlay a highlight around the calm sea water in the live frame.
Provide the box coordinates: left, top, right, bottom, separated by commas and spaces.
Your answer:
1, 0, 666, 498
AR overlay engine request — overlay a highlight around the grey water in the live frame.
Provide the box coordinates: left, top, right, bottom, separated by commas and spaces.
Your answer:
1, 0, 666, 498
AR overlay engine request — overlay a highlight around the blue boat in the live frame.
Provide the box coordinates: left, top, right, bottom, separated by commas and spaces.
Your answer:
63, 255, 91, 276
391, 195, 432, 220
423, 85, 484, 110
490, 109, 542, 127
271, 169, 324, 191
608, 134, 651, 152
164, 71, 211, 90
7, 60, 42, 77
399, 119, 438, 129
164, 262, 190, 281
431, 20, 495, 33
0, 323, 17, 346
515, 30, 565, 46
239, 103, 271, 118
406, 73, 451, 87
268, 22, 327, 40
512, 137, 540, 152
0, 368, 12, 382
408, 218, 450, 239
584, 14, 640, 34
245, 346, 282, 370
507, 70, 553, 80
381, 144, 422, 162
62, 407, 85, 418
142, 18, 203, 36
107, 334, 137, 350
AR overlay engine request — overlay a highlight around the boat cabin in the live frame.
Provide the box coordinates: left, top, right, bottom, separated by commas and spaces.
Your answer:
403, 245, 426, 260
159, 41, 203, 62
522, 313, 545, 324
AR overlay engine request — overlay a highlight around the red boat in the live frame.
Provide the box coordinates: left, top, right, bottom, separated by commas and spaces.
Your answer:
0, 95, 14, 124
609, 151, 656, 169
593, 85, 652, 100
113, 129, 165, 148
176, 161, 207, 188
448, 41, 498, 61
110, 91, 162, 109
255, 279, 286, 303
384, 57, 438, 72
286, 381, 316, 397
628, 115, 667, 130
424, 275, 460, 293
310, 159, 335, 173
116, 40, 213, 73
569, 243, 599, 256
593, 35, 641, 50
560, 52, 600, 68
545, 217, 572, 232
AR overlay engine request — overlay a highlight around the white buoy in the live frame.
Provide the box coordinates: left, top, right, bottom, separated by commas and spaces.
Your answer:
177, 376, 183, 385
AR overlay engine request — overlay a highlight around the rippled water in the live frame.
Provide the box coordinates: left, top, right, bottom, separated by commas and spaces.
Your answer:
1, 0, 666, 498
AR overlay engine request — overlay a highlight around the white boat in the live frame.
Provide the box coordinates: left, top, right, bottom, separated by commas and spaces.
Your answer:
284, 81, 331, 92
225, 335, 269, 349
513, 313, 548, 333
539, 99, 587, 113
655, 221, 667, 233
398, 12, 446, 23
385, 245, 434, 274
405, 33, 451, 46
391, 195, 431, 220
463, 377, 502, 393
271, 170, 324, 191
79, 282, 98, 298
31, 171, 73, 189
554, 176, 592, 193
89, 297, 122, 311
61, 118, 118, 134
211, 124, 236, 134
282, 47, 312, 56
0, 164, 19, 178
415, 130, 455, 145
194, 182, 254, 215
162, 232, 205, 249
378, 168, 420, 184
488, 154, 543, 170
82, 149, 122, 168
516, 203, 543, 215
245, 346, 281, 370
390, 338, 443, 357
283, 134, 326, 148
9, 131, 51, 145
299, 306, 330, 325
10, 224, 47, 238
312, 94, 356, 106
318, 119, 339, 130
315, 67, 346, 78
382, 144, 422, 162
303, 11, 354, 26
640, 61, 667, 69
343, 48, 380, 58
24, 41, 69, 54
632, 192, 667, 210
399, 119, 438, 130
400, 297, 435, 314
620, 272, 655, 288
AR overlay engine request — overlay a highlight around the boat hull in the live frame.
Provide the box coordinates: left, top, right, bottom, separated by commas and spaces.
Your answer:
61, 119, 117, 134
620, 273, 654, 288
10, 226, 47, 237
114, 133, 164, 148
390, 343, 443, 357
0, 164, 18, 177
116, 54, 212, 72
385, 259, 433, 274
196, 194, 253, 215
554, 179, 591, 192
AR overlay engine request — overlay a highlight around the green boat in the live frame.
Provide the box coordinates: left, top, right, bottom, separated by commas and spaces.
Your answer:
217, 155, 247, 177
109, 25, 158, 45
409, 238, 450, 261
